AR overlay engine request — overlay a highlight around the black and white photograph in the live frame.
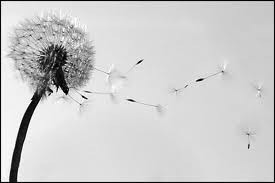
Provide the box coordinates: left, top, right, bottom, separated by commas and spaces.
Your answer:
1, 1, 274, 182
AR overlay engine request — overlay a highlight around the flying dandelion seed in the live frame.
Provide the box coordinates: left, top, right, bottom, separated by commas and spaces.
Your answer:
78, 99, 93, 115
93, 59, 144, 93
106, 64, 128, 93
85, 90, 120, 104
70, 87, 89, 100
125, 59, 144, 74
57, 90, 92, 115
7, 12, 95, 182
93, 59, 144, 76
170, 88, 182, 95
195, 62, 228, 83
106, 59, 144, 93
169, 87, 184, 96
68, 86, 120, 105
125, 98, 165, 115
195, 71, 222, 83
236, 121, 259, 150
91, 64, 127, 93
250, 81, 264, 98
168, 84, 189, 96
243, 128, 257, 149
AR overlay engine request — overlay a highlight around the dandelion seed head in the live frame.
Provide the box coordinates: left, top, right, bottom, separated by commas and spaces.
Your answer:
8, 12, 95, 97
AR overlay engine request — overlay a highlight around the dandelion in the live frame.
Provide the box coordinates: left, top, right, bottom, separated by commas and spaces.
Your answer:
7, 12, 94, 182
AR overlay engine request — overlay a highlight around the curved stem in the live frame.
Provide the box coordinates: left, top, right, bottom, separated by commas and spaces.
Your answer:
9, 91, 42, 182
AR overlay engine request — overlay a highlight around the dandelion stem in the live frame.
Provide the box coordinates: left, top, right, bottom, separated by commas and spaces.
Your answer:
10, 91, 42, 182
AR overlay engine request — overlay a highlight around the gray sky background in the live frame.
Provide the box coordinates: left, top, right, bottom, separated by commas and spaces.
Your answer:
1, 1, 274, 181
